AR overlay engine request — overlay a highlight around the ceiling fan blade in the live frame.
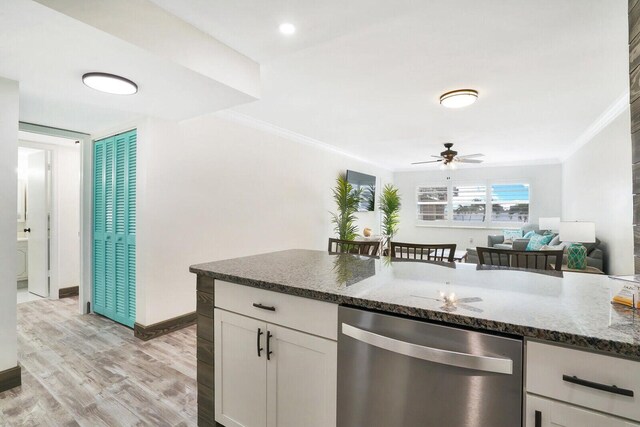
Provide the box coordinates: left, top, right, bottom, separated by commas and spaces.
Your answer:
411, 159, 443, 165
456, 153, 484, 159
456, 158, 484, 163
431, 155, 443, 158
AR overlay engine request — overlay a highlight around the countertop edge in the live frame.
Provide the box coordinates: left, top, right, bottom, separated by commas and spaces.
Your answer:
190, 267, 640, 360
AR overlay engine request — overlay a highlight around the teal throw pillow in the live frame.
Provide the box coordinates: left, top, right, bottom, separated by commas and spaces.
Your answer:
503, 229, 523, 244
526, 233, 554, 251
523, 230, 536, 239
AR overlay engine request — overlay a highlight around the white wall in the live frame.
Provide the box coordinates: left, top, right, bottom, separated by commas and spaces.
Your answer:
135, 115, 392, 325
562, 110, 633, 275
393, 164, 563, 251
0, 77, 19, 372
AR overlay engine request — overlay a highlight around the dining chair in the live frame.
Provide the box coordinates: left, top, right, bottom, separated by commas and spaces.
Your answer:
389, 242, 457, 262
328, 238, 380, 257
476, 247, 563, 271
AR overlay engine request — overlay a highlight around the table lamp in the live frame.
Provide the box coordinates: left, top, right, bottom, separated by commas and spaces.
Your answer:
559, 221, 595, 270
539, 217, 560, 233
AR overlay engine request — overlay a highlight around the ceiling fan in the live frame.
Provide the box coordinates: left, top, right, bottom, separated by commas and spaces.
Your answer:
411, 143, 484, 165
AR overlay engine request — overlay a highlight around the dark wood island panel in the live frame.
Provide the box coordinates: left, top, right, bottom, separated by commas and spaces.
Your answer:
196, 275, 216, 427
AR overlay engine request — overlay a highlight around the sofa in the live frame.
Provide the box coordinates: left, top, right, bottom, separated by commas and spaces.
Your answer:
466, 224, 605, 272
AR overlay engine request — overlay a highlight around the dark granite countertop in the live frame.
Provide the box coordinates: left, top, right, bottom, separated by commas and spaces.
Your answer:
190, 249, 640, 359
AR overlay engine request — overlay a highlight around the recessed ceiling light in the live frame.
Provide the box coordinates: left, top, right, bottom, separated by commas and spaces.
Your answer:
279, 22, 296, 35
82, 72, 138, 95
440, 89, 478, 109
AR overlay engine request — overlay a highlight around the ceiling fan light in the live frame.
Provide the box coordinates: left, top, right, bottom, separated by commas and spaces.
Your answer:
82, 72, 138, 95
440, 89, 478, 109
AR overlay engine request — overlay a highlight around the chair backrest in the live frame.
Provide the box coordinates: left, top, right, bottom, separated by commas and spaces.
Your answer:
328, 238, 380, 256
476, 247, 563, 271
389, 241, 456, 262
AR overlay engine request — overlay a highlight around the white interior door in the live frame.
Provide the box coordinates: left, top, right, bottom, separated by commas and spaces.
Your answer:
26, 150, 49, 297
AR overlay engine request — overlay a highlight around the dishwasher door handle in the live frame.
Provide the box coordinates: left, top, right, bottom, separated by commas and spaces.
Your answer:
341, 323, 513, 375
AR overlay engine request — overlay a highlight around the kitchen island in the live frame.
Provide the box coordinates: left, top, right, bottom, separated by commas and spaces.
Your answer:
190, 249, 640, 427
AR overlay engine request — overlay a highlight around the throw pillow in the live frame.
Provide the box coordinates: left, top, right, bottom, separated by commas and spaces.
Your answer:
503, 229, 523, 244
548, 235, 561, 246
526, 233, 554, 251
523, 230, 536, 239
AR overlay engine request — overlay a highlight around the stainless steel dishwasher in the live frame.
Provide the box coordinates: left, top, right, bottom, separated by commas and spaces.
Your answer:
337, 306, 523, 427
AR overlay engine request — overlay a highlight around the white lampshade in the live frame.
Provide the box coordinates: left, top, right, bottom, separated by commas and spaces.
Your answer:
559, 221, 595, 243
539, 217, 560, 232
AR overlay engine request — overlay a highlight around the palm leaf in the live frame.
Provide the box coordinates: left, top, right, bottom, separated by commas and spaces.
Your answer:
329, 174, 362, 240
379, 184, 402, 244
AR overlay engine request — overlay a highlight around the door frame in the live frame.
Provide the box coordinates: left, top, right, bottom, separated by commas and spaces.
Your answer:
19, 122, 92, 314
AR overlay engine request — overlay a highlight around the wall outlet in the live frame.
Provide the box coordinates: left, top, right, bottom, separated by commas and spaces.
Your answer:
469, 237, 474, 244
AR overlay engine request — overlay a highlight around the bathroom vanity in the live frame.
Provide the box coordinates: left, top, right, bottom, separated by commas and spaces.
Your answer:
191, 250, 640, 427
16, 237, 28, 282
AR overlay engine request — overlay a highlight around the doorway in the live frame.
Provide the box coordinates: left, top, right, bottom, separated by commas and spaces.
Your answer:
17, 130, 82, 305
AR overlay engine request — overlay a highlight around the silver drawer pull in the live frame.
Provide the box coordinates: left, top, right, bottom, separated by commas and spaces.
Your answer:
341, 323, 513, 375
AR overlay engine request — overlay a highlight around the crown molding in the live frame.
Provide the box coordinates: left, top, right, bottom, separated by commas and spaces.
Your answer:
215, 109, 393, 171
560, 91, 630, 161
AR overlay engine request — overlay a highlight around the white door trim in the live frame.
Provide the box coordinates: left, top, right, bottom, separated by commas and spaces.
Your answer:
19, 122, 92, 314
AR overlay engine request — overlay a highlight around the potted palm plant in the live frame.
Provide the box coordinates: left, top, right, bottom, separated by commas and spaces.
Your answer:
330, 174, 362, 241
379, 184, 401, 253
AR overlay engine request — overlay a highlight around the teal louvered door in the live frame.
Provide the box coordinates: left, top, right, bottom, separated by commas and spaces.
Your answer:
93, 130, 136, 327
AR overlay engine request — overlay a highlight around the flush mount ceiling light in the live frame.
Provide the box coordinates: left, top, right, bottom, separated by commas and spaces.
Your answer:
439, 89, 478, 109
82, 72, 138, 95
279, 22, 296, 35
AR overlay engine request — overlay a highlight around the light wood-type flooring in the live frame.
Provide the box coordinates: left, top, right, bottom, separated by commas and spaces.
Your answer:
0, 297, 197, 426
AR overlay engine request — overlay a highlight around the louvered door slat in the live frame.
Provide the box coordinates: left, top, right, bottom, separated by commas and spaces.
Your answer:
125, 131, 136, 326
93, 139, 106, 314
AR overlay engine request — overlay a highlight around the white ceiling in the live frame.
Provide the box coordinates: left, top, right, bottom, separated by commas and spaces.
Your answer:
151, 0, 629, 169
148, 0, 420, 63
0, 0, 255, 134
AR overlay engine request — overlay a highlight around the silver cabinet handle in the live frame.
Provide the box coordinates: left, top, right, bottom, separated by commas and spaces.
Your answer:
341, 323, 513, 375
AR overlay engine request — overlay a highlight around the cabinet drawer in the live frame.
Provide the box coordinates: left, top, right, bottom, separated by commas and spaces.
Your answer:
526, 394, 640, 427
214, 280, 338, 340
527, 341, 640, 421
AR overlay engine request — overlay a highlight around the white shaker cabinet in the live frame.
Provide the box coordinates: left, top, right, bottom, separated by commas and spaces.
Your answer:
214, 281, 338, 427
266, 324, 336, 427
526, 395, 640, 427
214, 309, 268, 427
526, 341, 640, 427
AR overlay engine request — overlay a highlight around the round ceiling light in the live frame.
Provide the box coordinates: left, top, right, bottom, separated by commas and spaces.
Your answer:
82, 72, 138, 95
279, 22, 296, 35
439, 89, 478, 109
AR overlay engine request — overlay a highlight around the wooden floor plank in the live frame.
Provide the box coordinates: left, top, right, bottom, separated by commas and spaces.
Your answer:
0, 297, 197, 426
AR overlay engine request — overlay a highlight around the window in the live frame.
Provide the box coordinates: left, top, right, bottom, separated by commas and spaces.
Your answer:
416, 186, 448, 221
416, 181, 530, 226
452, 185, 486, 223
491, 184, 530, 223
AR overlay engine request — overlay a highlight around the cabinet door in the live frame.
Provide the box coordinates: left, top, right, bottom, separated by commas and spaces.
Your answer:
267, 324, 337, 427
526, 395, 640, 427
17, 242, 28, 280
215, 309, 267, 427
